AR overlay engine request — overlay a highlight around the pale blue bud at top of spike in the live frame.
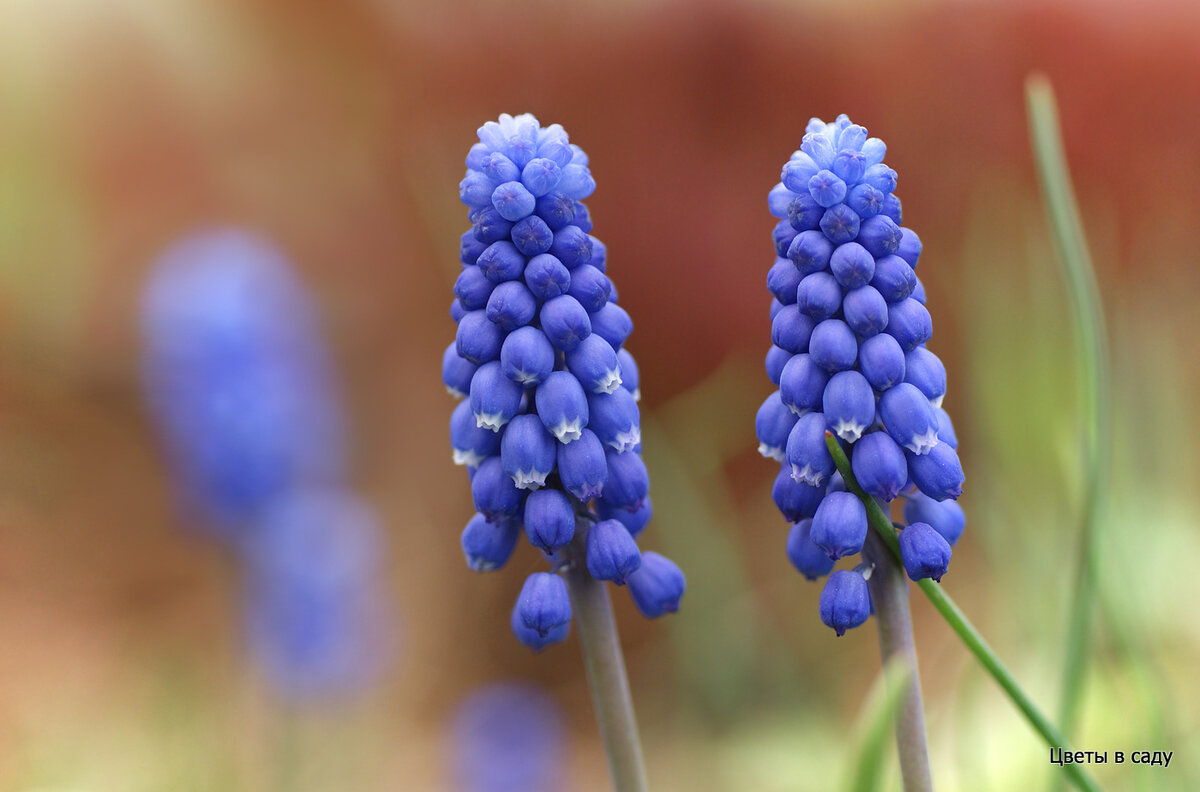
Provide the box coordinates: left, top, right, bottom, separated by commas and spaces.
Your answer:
566, 334, 621, 394
534, 370, 589, 443
850, 430, 908, 501
451, 400, 502, 467
602, 450, 649, 512
903, 492, 965, 545
462, 512, 519, 572
469, 362, 523, 432
820, 569, 871, 636
517, 572, 572, 637
756, 391, 798, 461
588, 388, 641, 453
810, 490, 868, 560
898, 521, 952, 582
501, 414, 557, 490
822, 370, 875, 442
523, 488, 576, 553
787, 518, 835, 580
786, 411, 835, 487
627, 552, 685, 618
557, 429, 607, 500
586, 519, 642, 585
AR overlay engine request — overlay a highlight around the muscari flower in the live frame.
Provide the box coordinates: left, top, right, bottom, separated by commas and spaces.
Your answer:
447, 114, 684, 649
142, 229, 391, 698
449, 683, 565, 792
759, 116, 966, 635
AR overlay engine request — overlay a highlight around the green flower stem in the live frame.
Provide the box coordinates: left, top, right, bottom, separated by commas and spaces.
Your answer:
564, 529, 650, 792
861, 527, 933, 792
1025, 73, 1112, 750
824, 433, 1102, 792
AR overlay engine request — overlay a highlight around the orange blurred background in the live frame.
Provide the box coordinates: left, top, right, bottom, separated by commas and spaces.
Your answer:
2, 0, 1199, 789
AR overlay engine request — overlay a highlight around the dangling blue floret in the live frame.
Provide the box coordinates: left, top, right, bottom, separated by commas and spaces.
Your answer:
758, 115, 965, 634
586, 519, 642, 585
462, 513, 520, 572
627, 552, 686, 618
898, 521, 953, 582
819, 569, 872, 636
447, 114, 683, 648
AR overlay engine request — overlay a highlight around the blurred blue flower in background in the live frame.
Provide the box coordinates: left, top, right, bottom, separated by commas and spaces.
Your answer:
242, 487, 391, 699
446, 114, 684, 649
141, 229, 346, 532
449, 682, 566, 792
142, 228, 391, 699
760, 116, 966, 634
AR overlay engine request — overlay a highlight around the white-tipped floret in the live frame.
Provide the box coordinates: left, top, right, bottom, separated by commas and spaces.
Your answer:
511, 468, 549, 490
549, 418, 584, 444
447, 385, 467, 399
631, 388, 642, 402
791, 463, 827, 488
594, 369, 623, 395
930, 393, 944, 409
610, 427, 642, 454
832, 419, 866, 443
453, 448, 487, 467
474, 411, 509, 433
758, 442, 785, 463
904, 427, 940, 456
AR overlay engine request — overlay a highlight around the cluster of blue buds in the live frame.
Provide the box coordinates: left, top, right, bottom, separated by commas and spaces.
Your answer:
445, 113, 685, 650
143, 229, 391, 697
757, 116, 966, 636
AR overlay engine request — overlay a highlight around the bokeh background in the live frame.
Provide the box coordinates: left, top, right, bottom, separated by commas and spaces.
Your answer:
2, 0, 1199, 789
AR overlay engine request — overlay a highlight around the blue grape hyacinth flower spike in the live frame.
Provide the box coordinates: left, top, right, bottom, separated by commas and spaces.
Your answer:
759, 115, 965, 636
